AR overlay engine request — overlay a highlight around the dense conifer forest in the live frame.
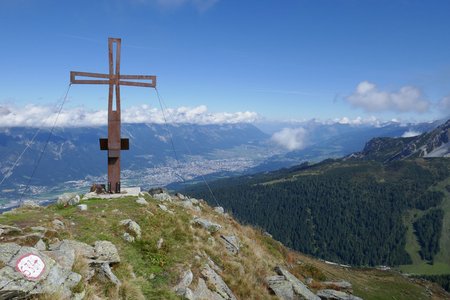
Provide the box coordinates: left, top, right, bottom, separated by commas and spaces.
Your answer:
413, 208, 444, 262
183, 159, 449, 266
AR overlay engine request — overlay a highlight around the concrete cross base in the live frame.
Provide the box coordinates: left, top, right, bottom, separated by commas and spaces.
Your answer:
83, 187, 141, 200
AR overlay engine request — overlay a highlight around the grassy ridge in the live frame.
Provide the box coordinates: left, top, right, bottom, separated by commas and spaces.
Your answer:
1, 193, 448, 299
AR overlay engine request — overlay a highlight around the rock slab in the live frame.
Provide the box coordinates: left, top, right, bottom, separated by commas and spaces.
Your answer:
266, 275, 295, 300
193, 217, 222, 233
317, 289, 363, 300
275, 266, 320, 300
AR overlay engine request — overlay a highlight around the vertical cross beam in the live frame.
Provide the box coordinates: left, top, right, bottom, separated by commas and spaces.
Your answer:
70, 37, 156, 193
108, 38, 121, 193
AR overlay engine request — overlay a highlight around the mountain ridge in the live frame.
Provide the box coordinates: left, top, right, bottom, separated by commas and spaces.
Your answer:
0, 189, 448, 299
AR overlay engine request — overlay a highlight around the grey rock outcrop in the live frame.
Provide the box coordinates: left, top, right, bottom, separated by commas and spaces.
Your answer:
94, 241, 120, 263
317, 289, 363, 300
20, 200, 40, 208
0, 224, 22, 236
149, 188, 172, 202
43, 248, 75, 270
120, 219, 141, 240
193, 217, 222, 233
157, 238, 164, 249
97, 263, 121, 286
193, 278, 225, 300
275, 266, 320, 300
0, 243, 81, 299
201, 264, 237, 300
220, 235, 240, 255
266, 275, 295, 300
123, 232, 135, 243
52, 219, 65, 230
77, 204, 88, 211
158, 204, 169, 212
34, 239, 47, 251
50, 239, 95, 260
175, 192, 186, 200
214, 207, 225, 214
173, 269, 194, 296
57, 193, 80, 206
136, 197, 149, 205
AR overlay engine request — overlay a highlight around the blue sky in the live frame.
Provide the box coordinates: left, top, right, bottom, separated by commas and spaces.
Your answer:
1, 0, 450, 125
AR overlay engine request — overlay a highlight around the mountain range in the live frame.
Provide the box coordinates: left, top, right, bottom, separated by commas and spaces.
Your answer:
0, 119, 444, 206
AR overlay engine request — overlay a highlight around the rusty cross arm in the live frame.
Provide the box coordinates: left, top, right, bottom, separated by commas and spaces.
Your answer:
70, 71, 156, 88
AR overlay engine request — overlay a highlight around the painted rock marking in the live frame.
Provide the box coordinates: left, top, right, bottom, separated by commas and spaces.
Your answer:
15, 253, 46, 280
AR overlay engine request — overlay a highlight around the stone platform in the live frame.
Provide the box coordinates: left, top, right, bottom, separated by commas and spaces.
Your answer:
83, 187, 141, 200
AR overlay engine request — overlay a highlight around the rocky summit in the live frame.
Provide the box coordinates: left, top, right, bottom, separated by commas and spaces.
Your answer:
0, 190, 448, 299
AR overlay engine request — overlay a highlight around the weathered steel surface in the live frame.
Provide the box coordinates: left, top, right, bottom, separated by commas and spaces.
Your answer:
70, 37, 156, 193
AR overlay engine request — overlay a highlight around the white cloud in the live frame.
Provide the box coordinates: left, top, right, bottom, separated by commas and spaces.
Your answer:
346, 81, 430, 113
328, 115, 382, 126
401, 130, 421, 138
271, 127, 308, 151
439, 95, 450, 111
0, 104, 259, 127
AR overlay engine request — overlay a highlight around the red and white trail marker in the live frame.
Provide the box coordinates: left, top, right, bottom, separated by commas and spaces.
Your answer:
15, 253, 46, 280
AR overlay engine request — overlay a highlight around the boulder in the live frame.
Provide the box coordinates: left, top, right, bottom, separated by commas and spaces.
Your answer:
0, 243, 81, 299
220, 235, 240, 255
49, 239, 95, 259
0, 224, 23, 236
94, 241, 120, 264
97, 263, 121, 286
57, 193, 80, 206
189, 198, 199, 205
149, 188, 172, 201
34, 239, 47, 251
275, 266, 320, 300
30, 226, 47, 233
157, 238, 164, 249
266, 275, 295, 300
120, 219, 141, 239
193, 278, 224, 300
201, 264, 237, 300
173, 269, 193, 296
154, 193, 172, 202
205, 255, 223, 273
175, 192, 186, 200
20, 200, 40, 208
52, 219, 65, 230
77, 204, 88, 211
136, 197, 149, 205
43, 248, 75, 270
193, 217, 222, 233
123, 232, 135, 243
158, 204, 169, 212
316, 289, 363, 300
214, 206, 225, 214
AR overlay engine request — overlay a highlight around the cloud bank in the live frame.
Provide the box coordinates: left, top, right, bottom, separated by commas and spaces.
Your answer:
0, 104, 259, 127
401, 130, 422, 138
346, 81, 430, 113
271, 127, 308, 151
439, 95, 450, 112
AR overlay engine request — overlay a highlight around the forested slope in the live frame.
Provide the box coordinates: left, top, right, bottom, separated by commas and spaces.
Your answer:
182, 159, 450, 267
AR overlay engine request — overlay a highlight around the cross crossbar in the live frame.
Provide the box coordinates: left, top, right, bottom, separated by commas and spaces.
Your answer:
70, 71, 156, 87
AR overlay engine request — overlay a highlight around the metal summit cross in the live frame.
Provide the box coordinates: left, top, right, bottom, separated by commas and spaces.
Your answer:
70, 37, 156, 193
